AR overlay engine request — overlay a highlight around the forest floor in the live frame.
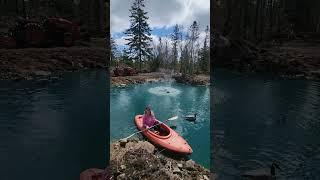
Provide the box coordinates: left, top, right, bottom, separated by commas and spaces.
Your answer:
0, 46, 107, 80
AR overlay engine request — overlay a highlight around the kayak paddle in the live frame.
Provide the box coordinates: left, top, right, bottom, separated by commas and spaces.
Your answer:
120, 116, 178, 141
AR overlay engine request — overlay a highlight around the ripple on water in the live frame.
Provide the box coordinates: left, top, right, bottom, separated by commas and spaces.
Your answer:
148, 86, 181, 96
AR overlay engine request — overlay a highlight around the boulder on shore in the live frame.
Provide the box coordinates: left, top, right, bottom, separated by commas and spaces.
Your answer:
113, 66, 138, 77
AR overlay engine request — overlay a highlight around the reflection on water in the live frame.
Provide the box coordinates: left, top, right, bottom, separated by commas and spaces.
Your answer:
0, 70, 108, 180
213, 69, 320, 179
110, 82, 210, 168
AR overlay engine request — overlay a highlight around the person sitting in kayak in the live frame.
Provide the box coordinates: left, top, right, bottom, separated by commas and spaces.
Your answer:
143, 106, 160, 132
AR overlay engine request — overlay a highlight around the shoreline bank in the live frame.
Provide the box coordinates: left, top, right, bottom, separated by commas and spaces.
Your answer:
111, 72, 171, 87
173, 74, 210, 86
111, 72, 210, 87
215, 39, 320, 80
0, 47, 107, 80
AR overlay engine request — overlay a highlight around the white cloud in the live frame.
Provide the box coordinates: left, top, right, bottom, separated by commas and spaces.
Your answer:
114, 35, 129, 46
111, 0, 210, 52
110, 0, 210, 34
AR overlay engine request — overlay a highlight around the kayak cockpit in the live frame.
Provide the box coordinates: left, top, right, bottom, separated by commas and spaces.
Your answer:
147, 121, 171, 139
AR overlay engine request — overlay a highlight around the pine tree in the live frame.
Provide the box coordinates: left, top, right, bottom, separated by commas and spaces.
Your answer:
110, 37, 118, 67
163, 38, 169, 68
122, 48, 133, 67
199, 25, 210, 73
188, 21, 200, 74
181, 43, 190, 74
171, 24, 181, 72
125, 0, 152, 71
157, 37, 163, 64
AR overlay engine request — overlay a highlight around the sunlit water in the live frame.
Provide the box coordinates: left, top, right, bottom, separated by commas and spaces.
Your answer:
212, 69, 320, 179
0, 70, 108, 180
110, 82, 210, 168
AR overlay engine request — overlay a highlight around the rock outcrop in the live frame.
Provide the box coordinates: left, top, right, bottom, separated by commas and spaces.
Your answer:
173, 74, 210, 86
109, 139, 213, 180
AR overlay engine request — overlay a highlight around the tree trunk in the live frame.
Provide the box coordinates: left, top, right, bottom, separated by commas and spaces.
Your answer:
255, 0, 261, 41
22, 0, 26, 18
15, 0, 19, 15
139, 50, 142, 71
260, 0, 266, 41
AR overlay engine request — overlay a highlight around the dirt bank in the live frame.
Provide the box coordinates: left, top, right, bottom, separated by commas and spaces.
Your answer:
173, 74, 210, 86
111, 72, 172, 87
256, 40, 320, 80
215, 37, 320, 80
0, 47, 107, 80
109, 139, 214, 180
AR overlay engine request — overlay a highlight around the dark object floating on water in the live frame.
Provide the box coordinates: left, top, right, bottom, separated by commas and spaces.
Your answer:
161, 88, 170, 93
185, 113, 197, 121
241, 162, 281, 180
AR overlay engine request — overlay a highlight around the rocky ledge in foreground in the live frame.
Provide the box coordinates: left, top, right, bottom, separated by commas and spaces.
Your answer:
110, 139, 213, 180
173, 74, 210, 86
111, 72, 171, 87
0, 47, 107, 80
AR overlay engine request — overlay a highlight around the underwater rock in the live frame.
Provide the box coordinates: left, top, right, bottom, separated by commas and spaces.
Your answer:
80, 168, 107, 180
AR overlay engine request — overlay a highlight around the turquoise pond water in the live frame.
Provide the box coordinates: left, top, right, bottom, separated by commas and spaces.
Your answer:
213, 69, 320, 179
110, 82, 210, 168
0, 70, 108, 180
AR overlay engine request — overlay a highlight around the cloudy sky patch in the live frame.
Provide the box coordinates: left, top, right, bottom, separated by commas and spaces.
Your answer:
111, 0, 210, 49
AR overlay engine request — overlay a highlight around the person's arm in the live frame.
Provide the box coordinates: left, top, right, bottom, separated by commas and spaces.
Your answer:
151, 111, 155, 118
151, 111, 158, 125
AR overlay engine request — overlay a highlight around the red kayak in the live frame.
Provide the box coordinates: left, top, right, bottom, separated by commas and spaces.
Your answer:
134, 115, 193, 155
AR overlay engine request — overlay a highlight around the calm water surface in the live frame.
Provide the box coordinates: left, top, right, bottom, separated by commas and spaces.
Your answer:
213, 69, 320, 179
0, 70, 108, 180
110, 82, 210, 168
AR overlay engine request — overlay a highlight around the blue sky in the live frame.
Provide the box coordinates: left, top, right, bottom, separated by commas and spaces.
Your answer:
111, 0, 210, 51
